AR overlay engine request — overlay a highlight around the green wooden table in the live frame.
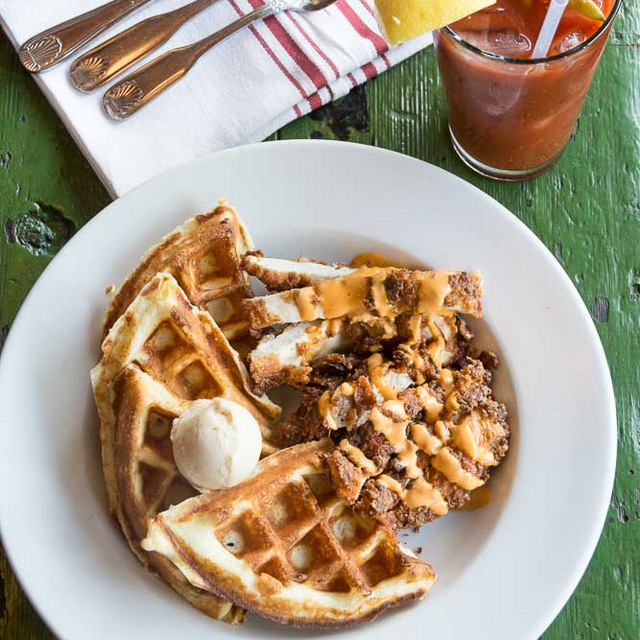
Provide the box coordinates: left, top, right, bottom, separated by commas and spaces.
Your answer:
0, 3, 638, 637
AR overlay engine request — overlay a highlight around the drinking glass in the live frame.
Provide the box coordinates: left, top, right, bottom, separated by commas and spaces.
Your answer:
433, 0, 621, 181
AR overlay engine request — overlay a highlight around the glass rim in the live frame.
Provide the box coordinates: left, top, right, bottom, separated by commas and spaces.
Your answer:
442, 0, 622, 65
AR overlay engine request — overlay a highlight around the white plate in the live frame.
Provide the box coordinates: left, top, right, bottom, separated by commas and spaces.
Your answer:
0, 141, 615, 640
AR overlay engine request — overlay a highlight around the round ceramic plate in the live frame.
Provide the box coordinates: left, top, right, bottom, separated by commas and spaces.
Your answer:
0, 141, 615, 640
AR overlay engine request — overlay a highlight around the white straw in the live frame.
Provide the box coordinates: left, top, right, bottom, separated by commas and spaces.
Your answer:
531, 0, 570, 58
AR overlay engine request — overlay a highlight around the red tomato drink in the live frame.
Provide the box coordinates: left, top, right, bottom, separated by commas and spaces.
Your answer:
433, 0, 620, 181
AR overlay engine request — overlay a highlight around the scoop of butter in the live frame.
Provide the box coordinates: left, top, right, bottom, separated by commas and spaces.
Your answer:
171, 398, 262, 492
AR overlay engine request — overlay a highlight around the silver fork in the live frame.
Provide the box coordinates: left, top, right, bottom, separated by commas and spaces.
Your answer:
70, 0, 221, 92
103, 0, 338, 121
19, 0, 154, 73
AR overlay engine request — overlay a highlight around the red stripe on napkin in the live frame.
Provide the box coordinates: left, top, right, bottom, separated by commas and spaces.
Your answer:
336, 0, 389, 59
229, 0, 310, 110
245, 0, 328, 90
355, 0, 391, 68
233, 0, 396, 120
362, 61, 376, 79
287, 13, 341, 81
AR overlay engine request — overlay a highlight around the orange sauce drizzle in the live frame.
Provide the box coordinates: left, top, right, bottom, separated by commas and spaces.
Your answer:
417, 271, 452, 314
432, 448, 484, 491
349, 252, 405, 269
292, 267, 453, 322
415, 386, 444, 423
410, 423, 443, 456
296, 287, 319, 321
451, 412, 497, 467
367, 400, 449, 514
339, 439, 379, 475
367, 353, 401, 401
404, 477, 449, 515
460, 486, 492, 511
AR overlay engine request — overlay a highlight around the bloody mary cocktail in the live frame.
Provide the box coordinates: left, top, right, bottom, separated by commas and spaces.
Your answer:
433, 0, 620, 181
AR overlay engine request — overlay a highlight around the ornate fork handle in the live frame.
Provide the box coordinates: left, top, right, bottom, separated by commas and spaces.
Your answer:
19, 0, 153, 73
103, 4, 276, 121
71, 0, 219, 92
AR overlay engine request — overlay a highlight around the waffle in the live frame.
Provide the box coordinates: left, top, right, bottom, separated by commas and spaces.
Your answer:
142, 440, 436, 628
102, 202, 253, 342
91, 272, 281, 623
111, 365, 242, 621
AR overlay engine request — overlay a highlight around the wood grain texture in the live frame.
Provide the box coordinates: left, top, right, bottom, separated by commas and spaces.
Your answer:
0, 2, 638, 637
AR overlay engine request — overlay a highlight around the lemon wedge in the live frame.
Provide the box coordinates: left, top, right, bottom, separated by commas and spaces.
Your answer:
375, 0, 497, 46
520, 0, 605, 21
569, 0, 606, 21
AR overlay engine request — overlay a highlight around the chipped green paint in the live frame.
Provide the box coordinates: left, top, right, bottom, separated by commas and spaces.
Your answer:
0, 35, 110, 334
4, 201, 76, 257
0, 2, 638, 638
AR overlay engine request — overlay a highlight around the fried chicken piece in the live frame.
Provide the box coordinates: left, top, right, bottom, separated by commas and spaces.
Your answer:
243, 269, 483, 329
326, 450, 367, 503
346, 424, 396, 470
308, 354, 366, 389
451, 359, 493, 415
355, 479, 400, 519
247, 320, 348, 393
478, 350, 500, 370
271, 390, 325, 447
254, 274, 508, 533
242, 254, 353, 291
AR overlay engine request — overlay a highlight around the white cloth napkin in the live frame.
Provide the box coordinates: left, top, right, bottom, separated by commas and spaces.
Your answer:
0, 0, 431, 196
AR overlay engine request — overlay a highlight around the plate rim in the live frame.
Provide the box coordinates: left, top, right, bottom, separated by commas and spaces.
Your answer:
0, 139, 617, 640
